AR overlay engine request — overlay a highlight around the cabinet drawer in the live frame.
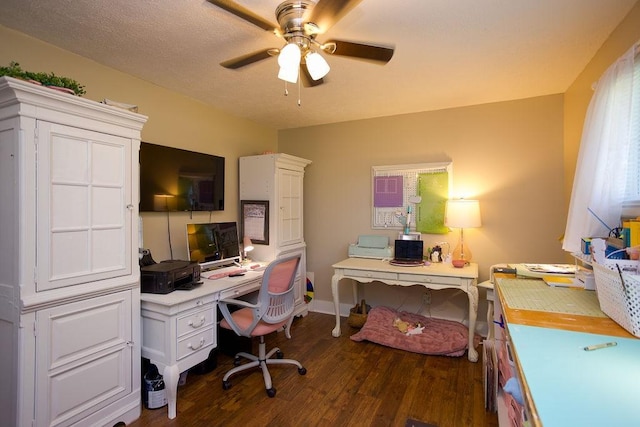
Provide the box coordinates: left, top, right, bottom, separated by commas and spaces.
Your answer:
344, 269, 398, 281
397, 273, 464, 286
176, 328, 215, 360
218, 279, 261, 300
176, 306, 214, 338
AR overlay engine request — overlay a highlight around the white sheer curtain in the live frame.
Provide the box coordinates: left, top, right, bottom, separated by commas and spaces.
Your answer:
563, 43, 638, 254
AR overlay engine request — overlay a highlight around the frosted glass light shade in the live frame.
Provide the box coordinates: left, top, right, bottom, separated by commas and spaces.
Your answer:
277, 43, 301, 83
305, 51, 330, 80
278, 65, 299, 83
278, 43, 301, 67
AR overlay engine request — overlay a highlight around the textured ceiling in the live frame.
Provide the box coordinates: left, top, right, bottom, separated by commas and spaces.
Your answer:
0, 0, 637, 130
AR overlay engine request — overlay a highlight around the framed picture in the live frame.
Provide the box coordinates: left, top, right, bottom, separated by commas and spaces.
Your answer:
241, 200, 269, 245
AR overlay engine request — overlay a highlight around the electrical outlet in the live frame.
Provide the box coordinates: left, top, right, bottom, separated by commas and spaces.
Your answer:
422, 291, 431, 306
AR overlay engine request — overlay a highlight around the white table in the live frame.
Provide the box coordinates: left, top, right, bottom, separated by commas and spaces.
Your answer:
331, 258, 479, 362
140, 269, 264, 419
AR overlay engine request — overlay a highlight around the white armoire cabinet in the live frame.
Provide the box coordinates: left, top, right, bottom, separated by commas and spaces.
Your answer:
0, 77, 147, 426
239, 153, 311, 316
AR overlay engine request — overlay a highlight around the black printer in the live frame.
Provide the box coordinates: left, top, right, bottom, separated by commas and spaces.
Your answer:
141, 260, 201, 294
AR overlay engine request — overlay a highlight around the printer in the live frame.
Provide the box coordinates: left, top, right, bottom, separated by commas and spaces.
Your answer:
348, 235, 393, 259
141, 260, 201, 294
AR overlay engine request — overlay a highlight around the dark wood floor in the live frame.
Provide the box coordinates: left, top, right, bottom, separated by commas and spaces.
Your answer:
129, 312, 498, 427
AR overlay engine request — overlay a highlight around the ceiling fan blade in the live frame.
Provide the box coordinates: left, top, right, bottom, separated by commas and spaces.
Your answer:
301, 65, 324, 87
304, 0, 363, 34
323, 39, 394, 64
220, 49, 277, 69
207, 0, 278, 32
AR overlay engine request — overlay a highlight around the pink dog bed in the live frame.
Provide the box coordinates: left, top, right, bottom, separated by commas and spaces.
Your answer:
350, 306, 478, 357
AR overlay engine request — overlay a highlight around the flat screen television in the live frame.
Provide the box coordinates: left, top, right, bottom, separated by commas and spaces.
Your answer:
139, 142, 225, 212
186, 222, 241, 269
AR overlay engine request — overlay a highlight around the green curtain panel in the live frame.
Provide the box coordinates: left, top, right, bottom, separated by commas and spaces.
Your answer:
416, 171, 449, 234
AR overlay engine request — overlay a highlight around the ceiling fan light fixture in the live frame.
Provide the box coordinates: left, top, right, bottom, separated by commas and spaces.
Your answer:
305, 51, 330, 80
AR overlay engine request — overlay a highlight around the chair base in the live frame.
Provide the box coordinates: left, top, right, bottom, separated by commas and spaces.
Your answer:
222, 335, 306, 397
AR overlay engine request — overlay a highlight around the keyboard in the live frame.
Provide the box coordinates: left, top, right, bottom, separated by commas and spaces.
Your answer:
204, 265, 247, 280
389, 259, 424, 266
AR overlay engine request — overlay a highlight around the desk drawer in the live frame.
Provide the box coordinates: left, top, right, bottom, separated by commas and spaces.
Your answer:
177, 305, 215, 338
218, 278, 261, 300
397, 273, 465, 286
176, 327, 215, 360
344, 269, 398, 281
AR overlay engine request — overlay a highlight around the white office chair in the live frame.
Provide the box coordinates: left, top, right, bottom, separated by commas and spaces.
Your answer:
218, 255, 306, 397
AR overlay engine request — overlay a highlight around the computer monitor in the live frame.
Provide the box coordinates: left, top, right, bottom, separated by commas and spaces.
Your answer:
186, 222, 241, 269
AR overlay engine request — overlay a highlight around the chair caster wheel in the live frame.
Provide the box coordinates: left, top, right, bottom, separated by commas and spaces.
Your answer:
298, 367, 307, 375
275, 350, 284, 359
266, 387, 276, 398
233, 356, 241, 367
222, 380, 232, 390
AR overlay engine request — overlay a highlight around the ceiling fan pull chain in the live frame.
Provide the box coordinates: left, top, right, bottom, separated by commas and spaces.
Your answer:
283, 81, 289, 96
297, 68, 302, 107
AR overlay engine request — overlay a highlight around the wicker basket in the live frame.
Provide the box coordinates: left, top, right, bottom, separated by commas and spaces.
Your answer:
347, 300, 371, 329
592, 262, 640, 337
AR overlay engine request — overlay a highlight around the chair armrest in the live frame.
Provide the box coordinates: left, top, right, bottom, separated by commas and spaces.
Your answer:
218, 298, 260, 338
219, 298, 258, 309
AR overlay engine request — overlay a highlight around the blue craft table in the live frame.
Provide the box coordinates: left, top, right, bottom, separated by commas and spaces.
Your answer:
495, 278, 638, 427
509, 324, 640, 426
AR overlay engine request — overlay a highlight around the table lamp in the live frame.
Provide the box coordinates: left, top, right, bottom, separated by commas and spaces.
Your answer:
242, 236, 254, 262
445, 199, 481, 266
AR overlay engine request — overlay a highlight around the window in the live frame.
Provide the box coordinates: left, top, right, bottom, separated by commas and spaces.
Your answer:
623, 58, 640, 204
563, 43, 640, 254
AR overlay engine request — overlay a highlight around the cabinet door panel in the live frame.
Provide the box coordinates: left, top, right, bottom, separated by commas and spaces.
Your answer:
37, 122, 132, 291
278, 169, 303, 246
36, 291, 133, 426
48, 350, 129, 426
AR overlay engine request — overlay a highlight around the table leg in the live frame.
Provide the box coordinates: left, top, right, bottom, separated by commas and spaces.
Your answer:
163, 364, 179, 419
466, 285, 479, 362
331, 273, 342, 337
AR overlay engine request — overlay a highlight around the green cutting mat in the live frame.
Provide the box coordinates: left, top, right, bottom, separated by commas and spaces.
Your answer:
499, 279, 606, 317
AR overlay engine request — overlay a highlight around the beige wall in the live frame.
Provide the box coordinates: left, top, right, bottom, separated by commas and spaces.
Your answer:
0, 25, 278, 261
279, 95, 565, 319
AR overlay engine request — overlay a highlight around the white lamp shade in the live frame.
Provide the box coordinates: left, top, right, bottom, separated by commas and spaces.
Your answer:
278, 65, 299, 83
243, 236, 254, 252
305, 51, 330, 80
278, 43, 301, 67
445, 199, 481, 229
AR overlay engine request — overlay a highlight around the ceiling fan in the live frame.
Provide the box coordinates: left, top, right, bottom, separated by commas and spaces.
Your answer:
207, 0, 394, 87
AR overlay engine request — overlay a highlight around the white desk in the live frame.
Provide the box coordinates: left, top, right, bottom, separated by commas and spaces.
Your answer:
140, 269, 264, 419
331, 258, 479, 362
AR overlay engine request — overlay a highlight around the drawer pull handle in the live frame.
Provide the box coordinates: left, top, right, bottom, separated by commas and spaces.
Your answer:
188, 316, 206, 328
188, 338, 205, 350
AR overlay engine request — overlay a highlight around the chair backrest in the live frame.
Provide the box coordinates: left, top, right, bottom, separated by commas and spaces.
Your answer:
257, 255, 301, 324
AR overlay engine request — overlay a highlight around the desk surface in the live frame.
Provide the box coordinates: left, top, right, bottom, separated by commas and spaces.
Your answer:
332, 257, 478, 279
497, 278, 639, 427
140, 269, 263, 306
509, 324, 640, 427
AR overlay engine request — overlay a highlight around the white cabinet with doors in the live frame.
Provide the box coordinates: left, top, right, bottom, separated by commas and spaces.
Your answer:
0, 77, 146, 426
239, 153, 311, 316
